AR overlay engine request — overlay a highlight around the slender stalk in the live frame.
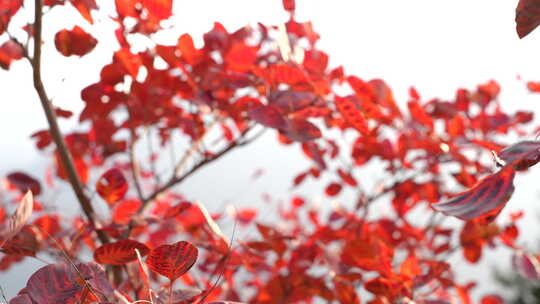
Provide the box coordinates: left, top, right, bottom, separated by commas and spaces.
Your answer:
31, 0, 109, 244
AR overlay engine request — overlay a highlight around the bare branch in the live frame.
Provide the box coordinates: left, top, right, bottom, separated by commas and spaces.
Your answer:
31, 0, 108, 244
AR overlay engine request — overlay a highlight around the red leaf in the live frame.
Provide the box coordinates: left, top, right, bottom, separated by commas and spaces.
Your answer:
9, 294, 33, 304
512, 250, 540, 280
481, 295, 504, 304
236, 208, 257, 225
94, 239, 150, 265
69, 0, 98, 24
6, 172, 41, 195
178, 33, 200, 65
337, 169, 357, 186
269, 90, 316, 113
115, 0, 138, 17
24, 262, 112, 303
516, 0, 540, 38
282, 118, 322, 142
115, 48, 142, 78
113, 199, 141, 224
2, 191, 33, 244
341, 237, 393, 274
325, 183, 342, 197
225, 43, 257, 72
0, 40, 24, 70
95, 168, 128, 204
146, 241, 198, 281
143, 0, 173, 21
527, 81, 540, 92
54, 26, 97, 57
432, 167, 515, 222
55, 153, 89, 184
282, 0, 295, 11
408, 100, 433, 129
0, 0, 23, 35
335, 96, 369, 134
164, 201, 192, 218
156, 287, 202, 304
498, 140, 540, 170
248, 104, 287, 129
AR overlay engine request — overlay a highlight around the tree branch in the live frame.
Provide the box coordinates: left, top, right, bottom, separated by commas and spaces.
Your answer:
31, 0, 108, 244
124, 125, 261, 237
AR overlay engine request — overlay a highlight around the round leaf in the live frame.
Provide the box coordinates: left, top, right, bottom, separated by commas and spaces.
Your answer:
146, 241, 198, 281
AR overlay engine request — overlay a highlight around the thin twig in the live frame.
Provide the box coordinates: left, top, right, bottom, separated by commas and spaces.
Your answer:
129, 131, 145, 202
124, 126, 259, 238
31, 0, 108, 245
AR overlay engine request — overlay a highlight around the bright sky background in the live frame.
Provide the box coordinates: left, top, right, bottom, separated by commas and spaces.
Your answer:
2, 0, 540, 301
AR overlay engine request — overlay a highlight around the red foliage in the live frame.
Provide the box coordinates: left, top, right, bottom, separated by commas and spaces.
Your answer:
2, 1, 540, 303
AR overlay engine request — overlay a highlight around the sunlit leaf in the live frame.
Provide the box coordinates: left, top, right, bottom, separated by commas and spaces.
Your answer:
94, 239, 150, 265
69, 0, 98, 24
54, 26, 97, 57
95, 168, 128, 204
146, 241, 198, 281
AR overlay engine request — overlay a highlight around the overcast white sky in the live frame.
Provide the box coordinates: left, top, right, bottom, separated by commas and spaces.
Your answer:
2, 0, 540, 300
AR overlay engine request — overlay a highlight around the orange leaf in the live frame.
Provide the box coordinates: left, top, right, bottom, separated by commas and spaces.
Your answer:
96, 168, 128, 204
69, 0, 97, 24
54, 26, 97, 57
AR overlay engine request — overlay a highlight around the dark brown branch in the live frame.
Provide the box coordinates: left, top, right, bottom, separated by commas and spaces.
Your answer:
31, 0, 108, 244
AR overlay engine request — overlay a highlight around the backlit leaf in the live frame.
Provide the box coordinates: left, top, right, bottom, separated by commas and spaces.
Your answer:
54, 26, 97, 57
94, 239, 150, 265
146, 241, 198, 281
335, 95, 368, 134
69, 0, 97, 24
432, 167, 515, 222
0, 0, 23, 35
113, 199, 141, 224
95, 168, 128, 204
143, 0, 173, 21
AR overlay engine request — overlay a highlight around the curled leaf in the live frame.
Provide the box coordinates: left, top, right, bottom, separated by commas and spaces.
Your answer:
6, 172, 41, 195
2, 191, 34, 244
432, 167, 515, 222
